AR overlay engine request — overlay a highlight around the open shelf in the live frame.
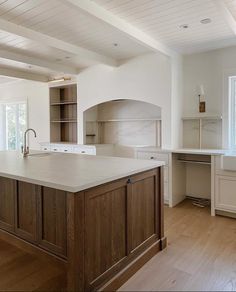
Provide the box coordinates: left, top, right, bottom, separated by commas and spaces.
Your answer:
50, 84, 77, 143
50, 101, 77, 106
96, 118, 161, 122
182, 114, 222, 149
182, 115, 222, 121
51, 120, 77, 123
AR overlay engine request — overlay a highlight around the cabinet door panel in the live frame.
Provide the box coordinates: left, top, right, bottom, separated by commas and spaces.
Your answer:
215, 175, 236, 212
128, 170, 157, 252
38, 187, 67, 257
0, 177, 16, 232
84, 180, 127, 289
15, 181, 38, 242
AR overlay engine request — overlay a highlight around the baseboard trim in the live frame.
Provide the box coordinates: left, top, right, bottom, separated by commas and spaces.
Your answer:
0, 229, 66, 266
99, 240, 162, 291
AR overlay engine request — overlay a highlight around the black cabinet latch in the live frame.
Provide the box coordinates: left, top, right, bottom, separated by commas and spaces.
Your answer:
127, 178, 132, 184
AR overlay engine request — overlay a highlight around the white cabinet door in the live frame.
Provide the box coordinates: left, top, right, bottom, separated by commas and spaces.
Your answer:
215, 175, 236, 212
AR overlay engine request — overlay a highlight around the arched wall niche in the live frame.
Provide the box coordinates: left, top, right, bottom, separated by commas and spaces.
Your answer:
83, 99, 162, 147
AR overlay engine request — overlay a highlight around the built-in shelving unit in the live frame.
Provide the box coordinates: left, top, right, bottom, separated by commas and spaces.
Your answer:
50, 84, 77, 143
182, 115, 222, 149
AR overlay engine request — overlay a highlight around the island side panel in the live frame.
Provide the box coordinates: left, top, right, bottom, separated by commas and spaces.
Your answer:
0, 177, 16, 233
66, 167, 165, 291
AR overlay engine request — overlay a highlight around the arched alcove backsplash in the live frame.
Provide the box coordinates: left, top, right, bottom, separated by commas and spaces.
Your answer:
84, 99, 162, 147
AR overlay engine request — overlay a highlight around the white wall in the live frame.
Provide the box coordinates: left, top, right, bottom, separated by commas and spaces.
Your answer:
183, 45, 236, 148
78, 53, 176, 148
0, 79, 49, 150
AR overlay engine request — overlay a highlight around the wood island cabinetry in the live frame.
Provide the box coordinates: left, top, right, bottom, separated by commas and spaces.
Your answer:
0, 167, 165, 291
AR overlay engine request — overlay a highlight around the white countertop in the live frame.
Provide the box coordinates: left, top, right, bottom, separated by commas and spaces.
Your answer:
0, 151, 164, 193
136, 147, 227, 156
172, 148, 227, 155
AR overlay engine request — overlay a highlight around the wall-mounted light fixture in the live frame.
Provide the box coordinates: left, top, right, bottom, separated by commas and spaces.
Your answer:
198, 84, 206, 113
48, 77, 71, 83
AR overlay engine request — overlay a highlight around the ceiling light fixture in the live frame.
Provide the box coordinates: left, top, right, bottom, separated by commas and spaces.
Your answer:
48, 77, 71, 83
200, 18, 211, 24
179, 24, 189, 29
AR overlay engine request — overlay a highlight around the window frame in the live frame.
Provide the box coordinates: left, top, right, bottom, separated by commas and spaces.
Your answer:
0, 100, 28, 151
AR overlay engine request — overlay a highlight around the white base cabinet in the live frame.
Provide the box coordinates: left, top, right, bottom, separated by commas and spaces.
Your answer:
215, 175, 236, 213
39, 143, 115, 156
40, 143, 96, 155
214, 156, 236, 214
136, 149, 170, 204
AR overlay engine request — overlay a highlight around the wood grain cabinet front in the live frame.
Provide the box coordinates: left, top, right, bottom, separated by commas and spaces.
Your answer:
83, 168, 161, 290
0, 177, 16, 233
38, 187, 67, 257
15, 181, 38, 243
128, 169, 158, 253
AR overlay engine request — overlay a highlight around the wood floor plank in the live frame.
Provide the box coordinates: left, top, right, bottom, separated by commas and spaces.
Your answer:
119, 200, 236, 291
0, 237, 65, 291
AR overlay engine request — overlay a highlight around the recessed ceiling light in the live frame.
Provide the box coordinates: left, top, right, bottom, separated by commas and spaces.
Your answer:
179, 24, 189, 29
200, 18, 211, 24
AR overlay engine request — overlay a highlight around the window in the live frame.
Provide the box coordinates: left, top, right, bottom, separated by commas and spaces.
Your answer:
229, 77, 236, 149
0, 101, 27, 151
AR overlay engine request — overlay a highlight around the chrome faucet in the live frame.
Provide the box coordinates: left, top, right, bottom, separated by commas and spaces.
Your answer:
21, 128, 37, 157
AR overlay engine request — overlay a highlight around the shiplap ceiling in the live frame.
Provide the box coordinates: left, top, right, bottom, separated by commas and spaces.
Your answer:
0, 0, 236, 81
93, 0, 236, 54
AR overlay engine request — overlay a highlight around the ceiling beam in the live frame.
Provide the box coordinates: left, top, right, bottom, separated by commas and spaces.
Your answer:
60, 0, 178, 58
0, 18, 117, 67
0, 49, 77, 75
0, 67, 48, 82
214, 0, 236, 35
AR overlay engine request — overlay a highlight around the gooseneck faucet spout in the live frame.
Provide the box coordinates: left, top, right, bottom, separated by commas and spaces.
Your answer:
21, 128, 37, 157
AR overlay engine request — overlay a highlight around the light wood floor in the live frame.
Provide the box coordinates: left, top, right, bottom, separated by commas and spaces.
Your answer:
0, 238, 66, 291
120, 200, 236, 291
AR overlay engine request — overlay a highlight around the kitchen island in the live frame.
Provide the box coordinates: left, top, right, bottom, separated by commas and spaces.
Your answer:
0, 151, 165, 291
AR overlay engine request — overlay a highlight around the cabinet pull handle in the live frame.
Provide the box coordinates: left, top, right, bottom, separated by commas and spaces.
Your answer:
81, 151, 85, 153
127, 178, 132, 184
150, 156, 155, 159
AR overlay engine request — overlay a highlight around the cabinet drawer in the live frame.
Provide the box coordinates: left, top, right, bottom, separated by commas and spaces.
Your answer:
51, 146, 60, 152
215, 175, 236, 212
41, 146, 50, 152
137, 151, 168, 165
73, 147, 96, 155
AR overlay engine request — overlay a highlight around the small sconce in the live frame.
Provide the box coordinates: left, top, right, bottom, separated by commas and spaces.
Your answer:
198, 85, 206, 113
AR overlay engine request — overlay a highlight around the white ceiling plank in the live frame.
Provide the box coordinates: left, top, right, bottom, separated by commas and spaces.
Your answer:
0, 49, 77, 74
0, 66, 48, 82
0, 17, 117, 66
60, 0, 178, 57
214, 0, 236, 35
